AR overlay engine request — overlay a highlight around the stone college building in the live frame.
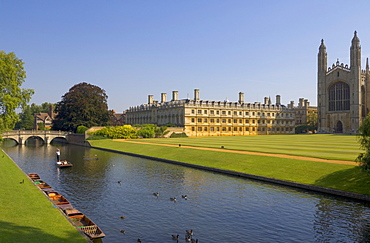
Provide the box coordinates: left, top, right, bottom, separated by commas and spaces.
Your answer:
126, 89, 314, 137
318, 31, 370, 134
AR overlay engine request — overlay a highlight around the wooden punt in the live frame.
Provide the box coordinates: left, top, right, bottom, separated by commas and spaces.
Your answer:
33, 180, 53, 190
46, 191, 73, 210
28, 173, 41, 181
56, 161, 73, 168
64, 208, 105, 239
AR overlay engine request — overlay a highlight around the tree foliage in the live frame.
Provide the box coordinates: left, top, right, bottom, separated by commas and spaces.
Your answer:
15, 102, 54, 130
356, 115, 370, 171
89, 125, 138, 139
135, 124, 156, 138
52, 82, 110, 132
0, 51, 34, 132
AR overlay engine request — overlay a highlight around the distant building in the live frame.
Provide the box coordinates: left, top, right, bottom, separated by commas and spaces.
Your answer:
34, 105, 57, 130
293, 98, 317, 126
126, 89, 297, 137
318, 31, 369, 134
110, 110, 126, 126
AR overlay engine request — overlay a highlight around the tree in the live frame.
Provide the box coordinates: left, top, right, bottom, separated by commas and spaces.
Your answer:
356, 115, 370, 171
15, 102, 54, 130
0, 51, 34, 132
52, 82, 110, 132
155, 126, 170, 138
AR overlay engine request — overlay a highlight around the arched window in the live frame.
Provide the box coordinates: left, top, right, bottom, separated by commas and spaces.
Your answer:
328, 82, 350, 111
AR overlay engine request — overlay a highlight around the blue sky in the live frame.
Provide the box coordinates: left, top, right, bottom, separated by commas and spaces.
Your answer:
2, 0, 370, 112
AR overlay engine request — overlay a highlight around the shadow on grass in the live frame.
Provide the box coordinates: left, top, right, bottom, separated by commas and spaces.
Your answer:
314, 167, 370, 195
0, 220, 87, 243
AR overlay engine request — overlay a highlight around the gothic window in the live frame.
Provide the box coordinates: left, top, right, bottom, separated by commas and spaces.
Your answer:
328, 81, 350, 111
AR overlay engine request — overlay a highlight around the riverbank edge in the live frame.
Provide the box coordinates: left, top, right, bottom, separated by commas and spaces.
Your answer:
0, 149, 90, 243
89, 145, 370, 202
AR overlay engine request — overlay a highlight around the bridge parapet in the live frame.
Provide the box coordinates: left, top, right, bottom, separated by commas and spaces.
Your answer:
2, 130, 71, 145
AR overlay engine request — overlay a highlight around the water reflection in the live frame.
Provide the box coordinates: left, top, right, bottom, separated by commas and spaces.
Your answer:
2, 141, 370, 243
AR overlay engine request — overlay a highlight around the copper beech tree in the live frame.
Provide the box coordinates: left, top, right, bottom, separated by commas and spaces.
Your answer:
52, 82, 110, 132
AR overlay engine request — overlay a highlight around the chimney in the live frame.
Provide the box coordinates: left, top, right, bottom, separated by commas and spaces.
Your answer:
172, 91, 179, 101
299, 98, 304, 107
238, 92, 244, 104
290, 101, 294, 109
194, 89, 200, 101
304, 99, 309, 108
148, 95, 154, 104
264, 97, 269, 105
48, 104, 53, 118
276, 95, 281, 106
161, 93, 167, 103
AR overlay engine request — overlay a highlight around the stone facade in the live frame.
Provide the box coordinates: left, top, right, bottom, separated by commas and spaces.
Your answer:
126, 89, 297, 137
318, 31, 370, 134
293, 98, 317, 126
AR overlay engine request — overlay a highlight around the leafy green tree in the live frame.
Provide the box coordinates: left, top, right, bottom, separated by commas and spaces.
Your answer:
356, 115, 370, 171
76, 125, 89, 134
136, 124, 155, 138
0, 51, 34, 132
15, 102, 55, 130
14, 106, 34, 130
52, 82, 110, 132
155, 126, 170, 138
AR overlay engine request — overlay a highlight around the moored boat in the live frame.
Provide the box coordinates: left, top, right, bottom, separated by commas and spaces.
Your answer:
64, 208, 105, 239
28, 173, 41, 181
46, 191, 73, 209
33, 180, 53, 190
56, 160, 73, 168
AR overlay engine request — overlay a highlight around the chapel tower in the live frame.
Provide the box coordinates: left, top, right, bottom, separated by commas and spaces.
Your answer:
317, 31, 370, 134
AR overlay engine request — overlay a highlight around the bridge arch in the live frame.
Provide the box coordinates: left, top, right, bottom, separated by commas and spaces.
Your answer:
2, 130, 70, 145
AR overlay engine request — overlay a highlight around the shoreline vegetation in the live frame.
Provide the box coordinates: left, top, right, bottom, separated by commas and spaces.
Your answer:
88, 134, 370, 199
0, 149, 88, 243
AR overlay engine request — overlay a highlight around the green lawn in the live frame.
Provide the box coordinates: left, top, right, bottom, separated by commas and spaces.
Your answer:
0, 150, 88, 243
89, 134, 370, 196
127, 134, 361, 161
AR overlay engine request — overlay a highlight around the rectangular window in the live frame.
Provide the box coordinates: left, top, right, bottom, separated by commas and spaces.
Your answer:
233, 111, 237, 115
192, 127, 195, 131
210, 127, 214, 131
191, 118, 195, 122
239, 112, 242, 115
210, 110, 214, 115
198, 110, 202, 114
246, 112, 249, 115
234, 127, 238, 131
198, 118, 202, 122
216, 127, 220, 131
228, 119, 231, 123
222, 111, 226, 115
234, 119, 237, 123
222, 127, 226, 131
228, 111, 231, 115
204, 110, 208, 114
222, 119, 226, 123
216, 119, 220, 123
198, 127, 202, 131
204, 127, 208, 131
210, 119, 214, 123
216, 111, 220, 115
204, 118, 207, 122
191, 110, 195, 114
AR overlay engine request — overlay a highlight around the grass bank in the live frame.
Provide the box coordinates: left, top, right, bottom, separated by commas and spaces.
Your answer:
89, 134, 370, 196
127, 134, 361, 161
0, 149, 88, 243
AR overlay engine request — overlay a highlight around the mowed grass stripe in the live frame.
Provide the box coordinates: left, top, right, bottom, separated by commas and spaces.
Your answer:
127, 134, 360, 161
90, 138, 370, 196
0, 150, 87, 243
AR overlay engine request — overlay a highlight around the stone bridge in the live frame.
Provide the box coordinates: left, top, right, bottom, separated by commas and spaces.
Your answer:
2, 130, 71, 145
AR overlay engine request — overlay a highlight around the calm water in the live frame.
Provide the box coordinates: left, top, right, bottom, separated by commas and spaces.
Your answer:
3, 141, 370, 243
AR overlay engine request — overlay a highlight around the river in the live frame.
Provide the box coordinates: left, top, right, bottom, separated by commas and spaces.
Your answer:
2, 140, 370, 243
